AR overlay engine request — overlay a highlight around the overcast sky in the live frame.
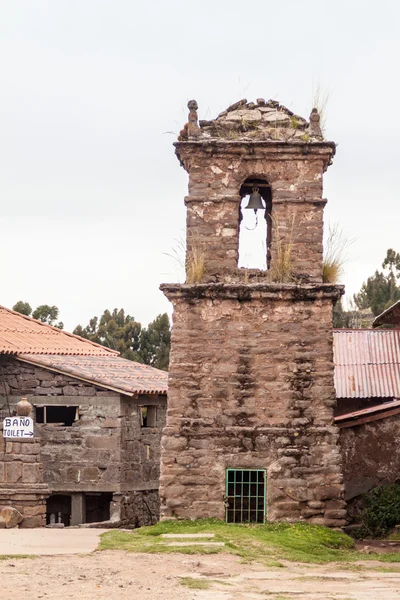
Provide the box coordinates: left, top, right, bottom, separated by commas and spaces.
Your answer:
1, 0, 399, 331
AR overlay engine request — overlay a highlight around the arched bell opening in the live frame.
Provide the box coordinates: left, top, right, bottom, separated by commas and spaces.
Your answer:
238, 177, 272, 270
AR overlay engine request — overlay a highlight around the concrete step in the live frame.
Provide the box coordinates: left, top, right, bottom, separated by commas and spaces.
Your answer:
166, 541, 225, 547
161, 533, 215, 539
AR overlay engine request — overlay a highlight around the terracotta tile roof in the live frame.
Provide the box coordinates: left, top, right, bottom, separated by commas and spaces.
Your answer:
18, 354, 168, 396
0, 305, 117, 356
333, 329, 400, 399
0, 305, 167, 396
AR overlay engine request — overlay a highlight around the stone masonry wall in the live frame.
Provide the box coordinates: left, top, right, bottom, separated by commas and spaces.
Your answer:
120, 490, 160, 527
0, 357, 121, 493
121, 395, 167, 491
339, 416, 400, 502
0, 436, 48, 527
177, 142, 333, 283
0, 357, 167, 527
160, 284, 346, 526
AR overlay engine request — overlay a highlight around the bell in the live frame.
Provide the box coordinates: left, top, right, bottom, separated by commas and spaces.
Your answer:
245, 187, 265, 211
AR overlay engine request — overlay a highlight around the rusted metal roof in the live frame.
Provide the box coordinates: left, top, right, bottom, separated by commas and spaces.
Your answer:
18, 354, 168, 396
334, 399, 400, 428
0, 305, 117, 356
373, 300, 400, 328
333, 329, 400, 399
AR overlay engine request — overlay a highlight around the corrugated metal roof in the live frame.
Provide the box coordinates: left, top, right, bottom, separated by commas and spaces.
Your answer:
0, 305, 117, 356
333, 329, 400, 399
18, 354, 168, 396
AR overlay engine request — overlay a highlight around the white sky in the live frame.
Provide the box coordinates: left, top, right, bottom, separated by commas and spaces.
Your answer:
1, 0, 399, 331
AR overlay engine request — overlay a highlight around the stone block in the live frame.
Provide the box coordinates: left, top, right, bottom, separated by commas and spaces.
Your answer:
5, 462, 23, 483
20, 515, 45, 528
67, 467, 81, 483
102, 419, 119, 428
82, 467, 100, 481
0, 506, 23, 528
23, 463, 41, 483
35, 386, 60, 395
324, 509, 347, 520
86, 436, 118, 450
62, 386, 79, 396
21, 504, 45, 517
313, 485, 343, 501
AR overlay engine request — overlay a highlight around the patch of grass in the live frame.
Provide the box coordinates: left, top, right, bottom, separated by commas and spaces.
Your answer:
100, 519, 400, 566
373, 565, 400, 573
179, 576, 211, 589
0, 554, 37, 560
100, 519, 358, 565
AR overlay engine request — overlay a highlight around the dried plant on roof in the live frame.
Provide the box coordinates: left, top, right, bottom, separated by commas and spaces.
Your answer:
322, 223, 353, 284
268, 214, 295, 283
186, 233, 206, 284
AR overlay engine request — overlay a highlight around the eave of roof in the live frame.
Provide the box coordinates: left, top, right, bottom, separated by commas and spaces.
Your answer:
334, 399, 400, 428
373, 301, 400, 327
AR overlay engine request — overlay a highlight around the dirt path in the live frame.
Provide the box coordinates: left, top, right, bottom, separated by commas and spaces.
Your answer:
1, 550, 400, 600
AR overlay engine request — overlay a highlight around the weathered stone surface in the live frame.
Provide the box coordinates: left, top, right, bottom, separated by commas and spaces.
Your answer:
0, 506, 23, 528
160, 101, 345, 527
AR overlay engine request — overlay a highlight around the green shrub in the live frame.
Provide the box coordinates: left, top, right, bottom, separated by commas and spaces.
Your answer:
356, 483, 400, 538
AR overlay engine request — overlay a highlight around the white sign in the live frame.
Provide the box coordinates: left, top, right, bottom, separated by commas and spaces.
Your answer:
3, 417, 34, 439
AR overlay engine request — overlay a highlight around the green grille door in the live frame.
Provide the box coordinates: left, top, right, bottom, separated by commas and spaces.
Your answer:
225, 469, 266, 523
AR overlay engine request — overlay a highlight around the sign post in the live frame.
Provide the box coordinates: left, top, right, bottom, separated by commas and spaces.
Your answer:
3, 416, 34, 439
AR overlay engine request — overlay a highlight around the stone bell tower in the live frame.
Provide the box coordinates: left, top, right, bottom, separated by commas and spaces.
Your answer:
160, 98, 346, 527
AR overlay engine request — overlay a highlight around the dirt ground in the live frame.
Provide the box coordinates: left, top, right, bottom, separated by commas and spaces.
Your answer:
1, 549, 400, 600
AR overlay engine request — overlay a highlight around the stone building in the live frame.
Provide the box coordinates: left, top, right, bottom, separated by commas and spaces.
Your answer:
0, 305, 167, 527
160, 98, 346, 527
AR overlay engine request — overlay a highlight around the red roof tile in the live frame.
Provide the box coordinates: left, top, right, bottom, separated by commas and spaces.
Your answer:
0, 305, 117, 356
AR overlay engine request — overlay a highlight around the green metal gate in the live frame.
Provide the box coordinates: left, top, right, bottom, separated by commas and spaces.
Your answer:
225, 469, 266, 523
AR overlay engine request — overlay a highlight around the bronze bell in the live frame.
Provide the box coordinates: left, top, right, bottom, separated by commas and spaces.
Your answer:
245, 187, 265, 211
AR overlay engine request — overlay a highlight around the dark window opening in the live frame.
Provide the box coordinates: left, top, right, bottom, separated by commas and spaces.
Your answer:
85, 492, 112, 523
238, 178, 272, 270
46, 494, 71, 526
225, 469, 266, 523
140, 406, 157, 427
36, 405, 78, 426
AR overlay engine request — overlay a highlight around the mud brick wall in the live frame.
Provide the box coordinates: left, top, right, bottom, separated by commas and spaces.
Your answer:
121, 395, 167, 489
339, 416, 400, 502
160, 283, 346, 526
177, 142, 333, 284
